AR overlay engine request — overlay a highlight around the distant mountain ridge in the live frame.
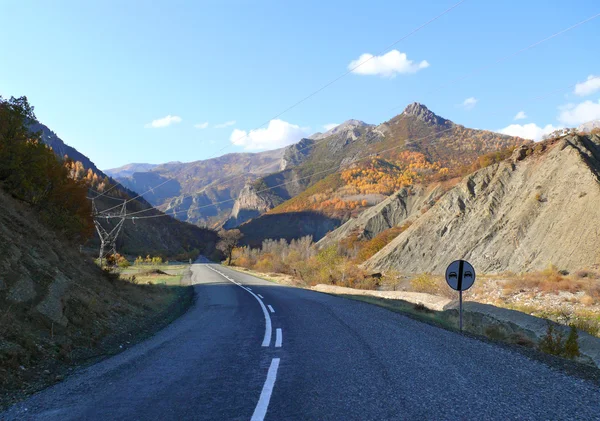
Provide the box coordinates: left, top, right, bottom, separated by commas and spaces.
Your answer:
26, 119, 218, 257
578, 120, 600, 133
107, 148, 286, 227
108, 103, 524, 239
230, 103, 525, 243
105, 163, 159, 178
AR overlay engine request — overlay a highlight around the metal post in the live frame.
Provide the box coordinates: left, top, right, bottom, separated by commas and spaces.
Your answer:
459, 290, 463, 332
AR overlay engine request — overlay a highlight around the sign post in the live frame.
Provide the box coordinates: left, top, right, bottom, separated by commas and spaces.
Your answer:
445, 260, 476, 332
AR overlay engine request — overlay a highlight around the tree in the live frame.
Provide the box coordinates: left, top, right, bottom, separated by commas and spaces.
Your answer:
217, 229, 243, 265
564, 325, 580, 359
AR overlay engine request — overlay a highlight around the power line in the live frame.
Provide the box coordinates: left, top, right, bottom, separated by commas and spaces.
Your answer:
97, 0, 467, 216
391, 11, 600, 111
122, 126, 458, 220
125, 69, 591, 222
87, 187, 126, 202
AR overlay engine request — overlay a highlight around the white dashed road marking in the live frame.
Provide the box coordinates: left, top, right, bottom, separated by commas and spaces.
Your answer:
275, 328, 282, 348
251, 358, 281, 421
268, 305, 275, 313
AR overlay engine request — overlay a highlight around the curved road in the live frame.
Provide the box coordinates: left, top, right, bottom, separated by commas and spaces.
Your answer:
2, 262, 599, 420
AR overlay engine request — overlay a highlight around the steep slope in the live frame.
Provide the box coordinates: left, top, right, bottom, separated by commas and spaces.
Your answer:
317, 183, 447, 248
30, 122, 103, 175
230, 104, 524, 243
0, 188, 189, 407
222, 181, 285, 228
108, 148, 285, 227
26, 116, 218, 258
365, 134, 600, 274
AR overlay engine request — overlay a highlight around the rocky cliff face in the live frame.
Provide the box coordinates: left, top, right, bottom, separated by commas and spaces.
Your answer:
109, 148, 286, 227
364, 134, 600, 274
317, 184, 445, 248
401, 102, 453, 127
280, 138, 315, 170
223, 182, 284, 228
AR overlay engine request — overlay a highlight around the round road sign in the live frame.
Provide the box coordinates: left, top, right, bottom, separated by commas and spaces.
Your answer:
445, 260, 476, 291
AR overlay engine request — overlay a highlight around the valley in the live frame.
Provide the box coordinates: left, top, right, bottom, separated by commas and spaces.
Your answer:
2, 2, 600, 418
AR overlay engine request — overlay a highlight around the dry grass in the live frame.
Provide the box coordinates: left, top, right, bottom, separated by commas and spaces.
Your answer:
503, 265, 600, 297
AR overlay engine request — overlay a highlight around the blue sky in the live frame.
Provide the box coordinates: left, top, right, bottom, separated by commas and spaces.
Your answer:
1, 0, 599, 169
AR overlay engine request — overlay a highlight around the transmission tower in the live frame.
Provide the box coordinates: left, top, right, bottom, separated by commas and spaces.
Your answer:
92, 199, 127, 267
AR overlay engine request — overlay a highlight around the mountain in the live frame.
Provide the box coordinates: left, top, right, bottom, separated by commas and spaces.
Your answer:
30, 122, 102, 175
363, 133, 600, 274
231, 103, 526, 244
27, 120, 218, 258
578, 120, 600, 133
104, 163, 159, 178
108, 148, 286, 228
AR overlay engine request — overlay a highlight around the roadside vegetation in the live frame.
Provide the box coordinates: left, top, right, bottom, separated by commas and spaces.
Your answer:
0, 97, 199, 409
226, 233, 599, 365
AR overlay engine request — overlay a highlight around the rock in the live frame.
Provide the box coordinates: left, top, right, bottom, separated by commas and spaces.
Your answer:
7, 274, 36, 303
35, 272, 72, 327
223, 182, 284, 228
318, 184, 444, 248
364, 134, 600, 274
402, 102, 453, 127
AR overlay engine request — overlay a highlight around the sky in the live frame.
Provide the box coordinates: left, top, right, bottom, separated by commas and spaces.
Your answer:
1, 0, 599, 170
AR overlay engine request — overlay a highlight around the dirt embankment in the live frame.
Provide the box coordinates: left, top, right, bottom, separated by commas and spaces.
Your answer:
0, 189, 195, 410
365, 134, 600, 274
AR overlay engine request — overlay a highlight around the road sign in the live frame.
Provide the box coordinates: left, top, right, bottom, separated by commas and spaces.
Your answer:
445, 260, 476, 333
445, 260, 476, 291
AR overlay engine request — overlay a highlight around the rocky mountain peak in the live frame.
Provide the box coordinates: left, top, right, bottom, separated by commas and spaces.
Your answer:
310, 119, 372, 141
402, 102, 451, 127
578, 119, 600, 133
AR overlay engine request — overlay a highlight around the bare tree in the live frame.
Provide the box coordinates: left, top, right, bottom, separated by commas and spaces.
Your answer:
217, 229, 243, 265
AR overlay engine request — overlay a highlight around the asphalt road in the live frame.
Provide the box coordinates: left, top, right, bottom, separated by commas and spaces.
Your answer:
2, 262, 599, 420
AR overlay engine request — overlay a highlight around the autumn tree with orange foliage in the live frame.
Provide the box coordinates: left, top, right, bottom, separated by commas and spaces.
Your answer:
0, 96, 93, 241
341, 152, 446, 196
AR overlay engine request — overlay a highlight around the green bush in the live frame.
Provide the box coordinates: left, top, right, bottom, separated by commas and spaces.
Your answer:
538, 322, 580, 360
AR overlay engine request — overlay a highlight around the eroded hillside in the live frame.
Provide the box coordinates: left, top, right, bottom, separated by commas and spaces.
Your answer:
231, 103, 526, 244
0, 188, 190, 408
365, 133, 600, 274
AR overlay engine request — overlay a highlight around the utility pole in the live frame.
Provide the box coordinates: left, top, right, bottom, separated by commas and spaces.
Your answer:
92, 199, 127, 268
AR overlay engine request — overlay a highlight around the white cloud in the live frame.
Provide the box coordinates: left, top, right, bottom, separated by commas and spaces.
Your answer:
514, 111, 527, 120
499, 123, 560, 141
323, 123, 339, 131
144, 115, 182, 128
348, 50, 429, 78
461, 97, 478, 110
214, 120, 236, 129
558, 100, 600, 125
574, 75, 600, 97
230, 119, 308, 150
194, 122, 209, 129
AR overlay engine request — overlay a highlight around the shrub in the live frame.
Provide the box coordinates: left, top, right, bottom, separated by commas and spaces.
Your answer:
410, 273, 440, 295
538, 323, 564, 356
117, 256, 130, 268
564, 325, 580, 359
538, 323, 580, 359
